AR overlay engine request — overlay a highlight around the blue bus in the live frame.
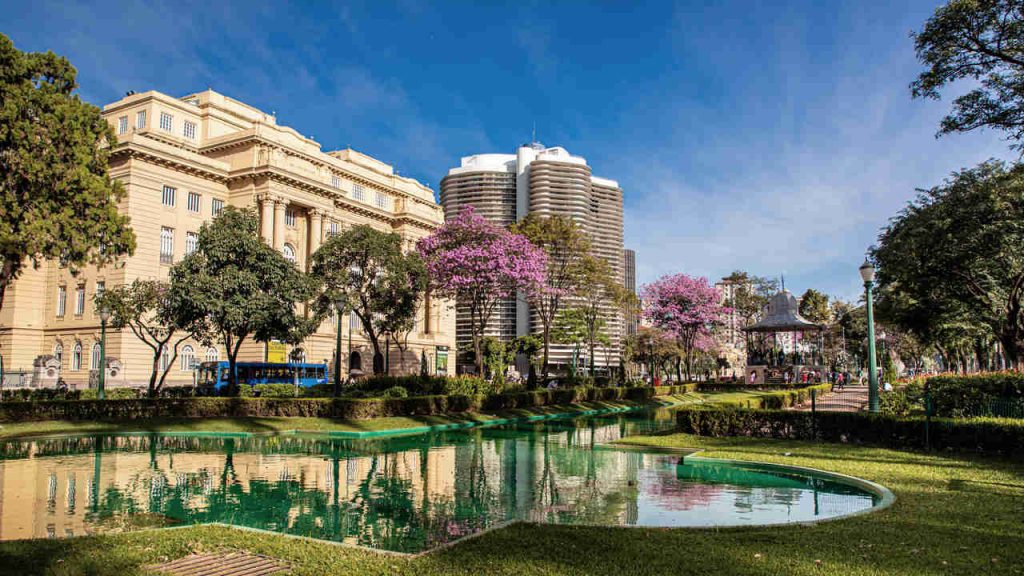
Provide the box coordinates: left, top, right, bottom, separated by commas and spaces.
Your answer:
197, 361, 328, 392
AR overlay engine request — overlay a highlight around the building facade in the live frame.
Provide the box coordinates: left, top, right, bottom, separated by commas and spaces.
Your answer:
623, 249, 638, 337
440, 143, 624, 373
714, 277, 749, 374
0, 89, 456, 388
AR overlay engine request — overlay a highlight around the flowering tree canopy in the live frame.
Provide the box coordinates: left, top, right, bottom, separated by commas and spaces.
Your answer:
417, 207, 547, 375
641, 273, 731, 379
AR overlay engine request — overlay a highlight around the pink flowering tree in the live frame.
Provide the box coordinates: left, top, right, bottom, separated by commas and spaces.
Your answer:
417, 207, 547, 376
641, 273, 731, 381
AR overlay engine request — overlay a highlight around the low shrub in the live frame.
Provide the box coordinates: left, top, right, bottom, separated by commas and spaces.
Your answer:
675, 406, 1024, 455
0, 384, 673, 423
698, 383, 831, 410
347, 374, 494, 397
382, 386, 408, 398
926, 372, 1024, 418
78, 388, 140, 400
0, 387, 140, 402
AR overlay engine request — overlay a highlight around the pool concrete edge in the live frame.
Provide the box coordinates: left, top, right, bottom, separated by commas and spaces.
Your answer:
683, 453, 896, 524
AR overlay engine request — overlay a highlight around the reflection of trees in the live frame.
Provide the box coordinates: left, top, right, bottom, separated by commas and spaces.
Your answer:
0, 410, 883, 551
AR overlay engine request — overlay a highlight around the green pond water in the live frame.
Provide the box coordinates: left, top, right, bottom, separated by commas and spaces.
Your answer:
0, 408, 880, 553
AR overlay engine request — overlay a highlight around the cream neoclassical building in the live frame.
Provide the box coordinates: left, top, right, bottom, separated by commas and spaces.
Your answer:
0, 89, 455, 389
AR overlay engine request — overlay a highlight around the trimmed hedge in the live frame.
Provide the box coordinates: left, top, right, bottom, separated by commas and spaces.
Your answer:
926, 372, 1024, 418
0, 384, 689, 424
701, 383, 831, 410
675, 406, 1024, 454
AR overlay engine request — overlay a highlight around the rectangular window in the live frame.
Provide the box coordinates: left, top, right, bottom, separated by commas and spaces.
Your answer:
117, 116, 128, 135
349, 311, 361, 331
285, 208, 296, 227
160, 227, 174, 265
187, 191, 201, 213
328, 221, 339, 237
75, 285, 85, 316
183, 120, 196, 140
375, 192, 390, 210
185, 232, 198, 255
161, 185, 176, 207
331, 175, 341, 188
95, 281, 105, 298
57, 286, 66, 317
211, 198, 224, 216
352, 183, 365, 201
135, 110, 146, 130
159, 112, 173, 131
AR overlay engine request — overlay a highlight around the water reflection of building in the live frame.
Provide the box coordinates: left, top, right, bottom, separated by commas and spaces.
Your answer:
0, 419, 657, 548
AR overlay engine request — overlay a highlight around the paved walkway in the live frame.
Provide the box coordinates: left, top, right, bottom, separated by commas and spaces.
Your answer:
149, 552, 290, 576
793, 385, 869, 412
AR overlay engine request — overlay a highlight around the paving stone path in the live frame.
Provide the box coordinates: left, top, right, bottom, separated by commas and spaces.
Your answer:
149, 552, 290, 576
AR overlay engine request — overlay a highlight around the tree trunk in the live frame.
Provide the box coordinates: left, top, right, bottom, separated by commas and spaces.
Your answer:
471, 305, 485, 376
148, 348, 161, 398
226, 333, 245, 395
589, 338, 596, 378
540, 327, 551, 386
999, 333, 1020, 370
367, 329, 384, 375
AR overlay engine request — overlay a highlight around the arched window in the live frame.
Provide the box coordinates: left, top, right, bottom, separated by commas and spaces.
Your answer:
71, 343, 83, 371
91, 343, 101, 369
159, 346, 170, 372
53, 343, 63, 365
180, 346, 195, 371
282, 243, 296, 264
349, 351, 362, 371
205, 347, 219, 363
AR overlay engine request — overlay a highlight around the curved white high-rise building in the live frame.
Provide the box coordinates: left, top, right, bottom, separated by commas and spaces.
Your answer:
440, 143, 624, 373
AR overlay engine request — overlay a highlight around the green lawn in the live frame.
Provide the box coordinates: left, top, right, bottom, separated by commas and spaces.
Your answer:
0, 427, 1020, 575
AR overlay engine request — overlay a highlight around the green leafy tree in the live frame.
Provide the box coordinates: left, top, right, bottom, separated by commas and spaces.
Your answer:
911, 0, 1024, 148
873, 160, 1024, 367
94, 280, 192, 397
719, 271, 778, 327
310, 225, 426, 375
552, 307, 588, 373
572, 256, 627, 377
798, 288, 831, 325
168, 207, 315, 392
510, 214, 591, 382
0, 34, 135, 312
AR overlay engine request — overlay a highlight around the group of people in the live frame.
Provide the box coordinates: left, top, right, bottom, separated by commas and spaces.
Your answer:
828, 370, 855, 390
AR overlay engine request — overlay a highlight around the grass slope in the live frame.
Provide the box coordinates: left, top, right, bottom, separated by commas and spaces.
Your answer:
0, 430, 1020, 575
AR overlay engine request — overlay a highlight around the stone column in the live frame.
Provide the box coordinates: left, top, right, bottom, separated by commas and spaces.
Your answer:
273, 197, 287, 250
259, 194, 274, 244
308, 209, 324, 263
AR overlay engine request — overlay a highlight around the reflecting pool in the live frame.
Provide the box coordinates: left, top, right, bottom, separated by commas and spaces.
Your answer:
0, 408, 881, 553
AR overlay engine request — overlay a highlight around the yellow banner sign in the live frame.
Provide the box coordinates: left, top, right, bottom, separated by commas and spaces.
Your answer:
266, 341, 288, 364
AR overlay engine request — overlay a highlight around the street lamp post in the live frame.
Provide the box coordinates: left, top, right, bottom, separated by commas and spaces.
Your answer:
859, 260, 879, 412
334, 300, 344, 397
98, 307, 110, 400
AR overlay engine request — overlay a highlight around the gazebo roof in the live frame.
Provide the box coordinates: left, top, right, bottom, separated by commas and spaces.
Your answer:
743, 290, 821, 333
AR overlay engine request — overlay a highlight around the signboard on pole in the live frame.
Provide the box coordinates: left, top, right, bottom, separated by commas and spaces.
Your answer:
266, 341, 288, 364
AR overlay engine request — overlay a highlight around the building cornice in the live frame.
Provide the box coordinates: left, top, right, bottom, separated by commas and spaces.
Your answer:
110, 140, 229, 184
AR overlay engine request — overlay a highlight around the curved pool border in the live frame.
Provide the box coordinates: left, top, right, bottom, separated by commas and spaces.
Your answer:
0, 405, 897, 556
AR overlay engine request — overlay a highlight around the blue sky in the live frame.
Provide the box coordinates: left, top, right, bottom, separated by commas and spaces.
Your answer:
0, 0, 1012, 300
